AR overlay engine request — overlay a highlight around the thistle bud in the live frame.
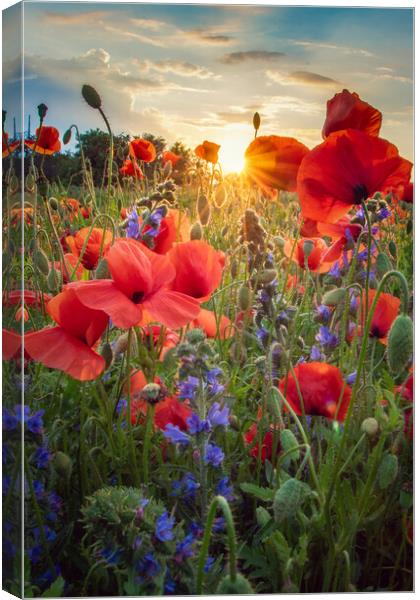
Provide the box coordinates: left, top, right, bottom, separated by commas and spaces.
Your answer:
33, 248, 50, 276
81, 84, 102, 109
37, 103, 48, 120
217, 574, 254, 595
95, 258, 110, 279
63, 128, 72, 145
238, 284, 252, 311
190, 221, 203, 241
100, 342, 113, 369
387, 314, 413, 374
197, 193, 211, 226
253, 112, 261, 132
361, 417, 379, 437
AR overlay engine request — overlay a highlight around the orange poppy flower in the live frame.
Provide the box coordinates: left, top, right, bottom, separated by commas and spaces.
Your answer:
67, 238, 200, 330
141, 208, 190, 255
322, 90, 382, 139
65, 227, 113, 270
168, 240, 225, 303
2, 132, 19, 158
129, 138, 156, 163
2, 329, 22, 360
279, 362, 351, 421
25, 126, 61, 155
62, 198, 91, 220
162, 151, 181, 168
119, 159, 144, 179
195, 140, 220, 164
283, 237, 334, 273
244, 135, 309, 192
297, 129, 412, 224
24, 288, 109, 381
286, 274, 305, 295
363, 289, 400, 343
192, 308, 234, 339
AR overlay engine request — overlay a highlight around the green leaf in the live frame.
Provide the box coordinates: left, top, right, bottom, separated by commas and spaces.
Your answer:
42, 576, 65, 597
377, 453, 398, 490
240, 482, 274, 502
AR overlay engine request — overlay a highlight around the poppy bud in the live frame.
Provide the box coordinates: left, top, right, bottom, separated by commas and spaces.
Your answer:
49, 198, 58, 210
387, 314, 413, 375
33, 248, 50, 276
81, 84, 102, 109
322, 287, 346, 306
273, 236, 285, 249
375, 252, 392, 279
256, 269, 277, 285
114, 333, 128, 355
100, 342, 113, 369
37, 178, 49, 198
197, 193, 211, 226
273, 478, 310, 524
47, 264, 61, 293
280, 430, 300, 461
253, 112, 261, 132
8, 174, 19, 194
25, 173, 35, 192
217, 575, 254, 594
63, 128, 72, 145
37, 103, 48, 120
2, 110, 6, 126
238, 284, 252, 311
230, 258, 238, 278
388, 240, 397, 260
140, 382, 162, 404
95, 258, 110, 279
54, 451, 72, 478
377, 453, 398, 490
361, 417, 379, 437
214, 184, 227, 208
190, 221, 203, 241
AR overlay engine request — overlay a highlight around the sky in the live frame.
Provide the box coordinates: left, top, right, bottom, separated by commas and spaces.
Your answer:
3, 2, 414, 173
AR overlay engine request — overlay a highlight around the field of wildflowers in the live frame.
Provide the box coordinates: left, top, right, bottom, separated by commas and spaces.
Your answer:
2, 81, 413, 596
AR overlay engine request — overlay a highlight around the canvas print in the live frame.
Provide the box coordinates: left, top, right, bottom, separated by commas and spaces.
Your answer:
2, 2, 414, 596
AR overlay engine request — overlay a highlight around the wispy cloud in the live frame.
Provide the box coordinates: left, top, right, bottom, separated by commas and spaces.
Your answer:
129, 17, 168, 30
184, 28, 235, 46
266, 69, 339, 87
289, 39, 374, 58
220, 50, 287, 64
43, 10, 110, 25
102, 23, 167, 48
138, 59, 218, 80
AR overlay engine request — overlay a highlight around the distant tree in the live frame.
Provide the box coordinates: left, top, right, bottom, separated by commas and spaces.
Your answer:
77, 129, 130, 186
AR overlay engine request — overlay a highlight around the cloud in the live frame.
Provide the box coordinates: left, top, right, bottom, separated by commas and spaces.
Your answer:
138, 59, 218, 80
43, 10, 110, 25
129, 17, 168, 30
102, 23, 167, 48
289, 39, 374, 58
184, 28, 235, 46
376, 73, 412, 84
266, 69, 339, 87
220, 50, 287, 64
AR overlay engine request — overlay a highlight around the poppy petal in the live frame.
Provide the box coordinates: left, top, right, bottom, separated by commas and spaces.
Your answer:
144, 290, 200, 329
2, 329, 21, 360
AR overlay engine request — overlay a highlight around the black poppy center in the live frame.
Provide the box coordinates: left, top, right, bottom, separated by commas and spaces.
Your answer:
132, 291, 145, 304
353, 183, 368, 204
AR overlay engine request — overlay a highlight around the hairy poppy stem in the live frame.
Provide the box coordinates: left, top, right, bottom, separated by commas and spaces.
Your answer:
196, 495, 238, 594
97, 107, 114, 207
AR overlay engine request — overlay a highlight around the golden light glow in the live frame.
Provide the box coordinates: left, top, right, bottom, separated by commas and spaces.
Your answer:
217, 133, 249, 175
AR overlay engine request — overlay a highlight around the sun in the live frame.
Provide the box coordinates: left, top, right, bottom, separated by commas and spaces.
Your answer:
217, 135, 249, 175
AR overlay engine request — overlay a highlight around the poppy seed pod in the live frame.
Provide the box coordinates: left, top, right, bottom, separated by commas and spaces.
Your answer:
217, 574, 254, 594
190, 221, 203, 240
361, 417, 379, 437
81, 84, 102, 109
140, 382, 162, 404
387, 314, 413, 374
302, 239, 315, 260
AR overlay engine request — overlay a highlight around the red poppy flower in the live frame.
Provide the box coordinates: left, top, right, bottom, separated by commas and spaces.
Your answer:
297, 129, 412, 223
286, 274, 305, 295
396, 373, 413, 440
65, 227, 113, 270
363, 289, 400, 343
2, 132, 19, 158
24, 288, 109, 380
195, 141, 220, 164
322, 90, 382, 139
14, 306, 28, 322
67, 238, 200, 330
53, 253, 84, 283
244, 408, 281, 461
192, 309, 234, 339
62, 198, 91, 220
140, 324, 180, 360
25, 126, 61, 155
395, 181, 413, 204
168, 240, 225, 302
279, 362, 351, 421
119, 159, 144, 179
129, 138, 156, 163
244, 135, 309, 192
162, 151, 181, 168
141, 209, 190, 255
2, 329, 21, 360
127, 370, 192, 429
283, 237, 334, 273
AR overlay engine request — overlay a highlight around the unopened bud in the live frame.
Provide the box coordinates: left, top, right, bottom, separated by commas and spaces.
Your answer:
361, 417, 379, 437
37, 103, 48, 120
54, 451, 72, 478
33, 248, 50, 276
190, 222, 203, 240
100, 342, 113, 369
63, 128, 72, 145
238, 284, 252, 311
303, 239, 314, 260
197, 193, 211, 226
387, 314, 413, 375
81, 84, 102, 109
49, 198, 58, 210
253, 112, 261, 132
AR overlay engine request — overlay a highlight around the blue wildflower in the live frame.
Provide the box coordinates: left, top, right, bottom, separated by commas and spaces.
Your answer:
256, 327, 269, 347
204, 556, 215, 573
316, 326, 339, 350
216, 476, 234, 501
163, 425, 190, 446
378, 207, 391, 221
138, 552, 160, 577
207, 402, 230, 428
178, 376, 200, 400
155, 510, 175, 542
204, 443, 224, 467
127, 207, 140, 239
100, 547, 123, 565
346, 371, 357, 386
171, 472, 200, 499
27, 410, 44, 435
2, 408, 18, 431
213, 516, 225, 532
175, 533, 195, 562
164, 572, 176, 594
316, 305, 331, 324
33, 445, 51, 469
329, 262, 341, 279
187, 413, 210, 434
310, 346, 323, 361
28, 544, 43, 564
